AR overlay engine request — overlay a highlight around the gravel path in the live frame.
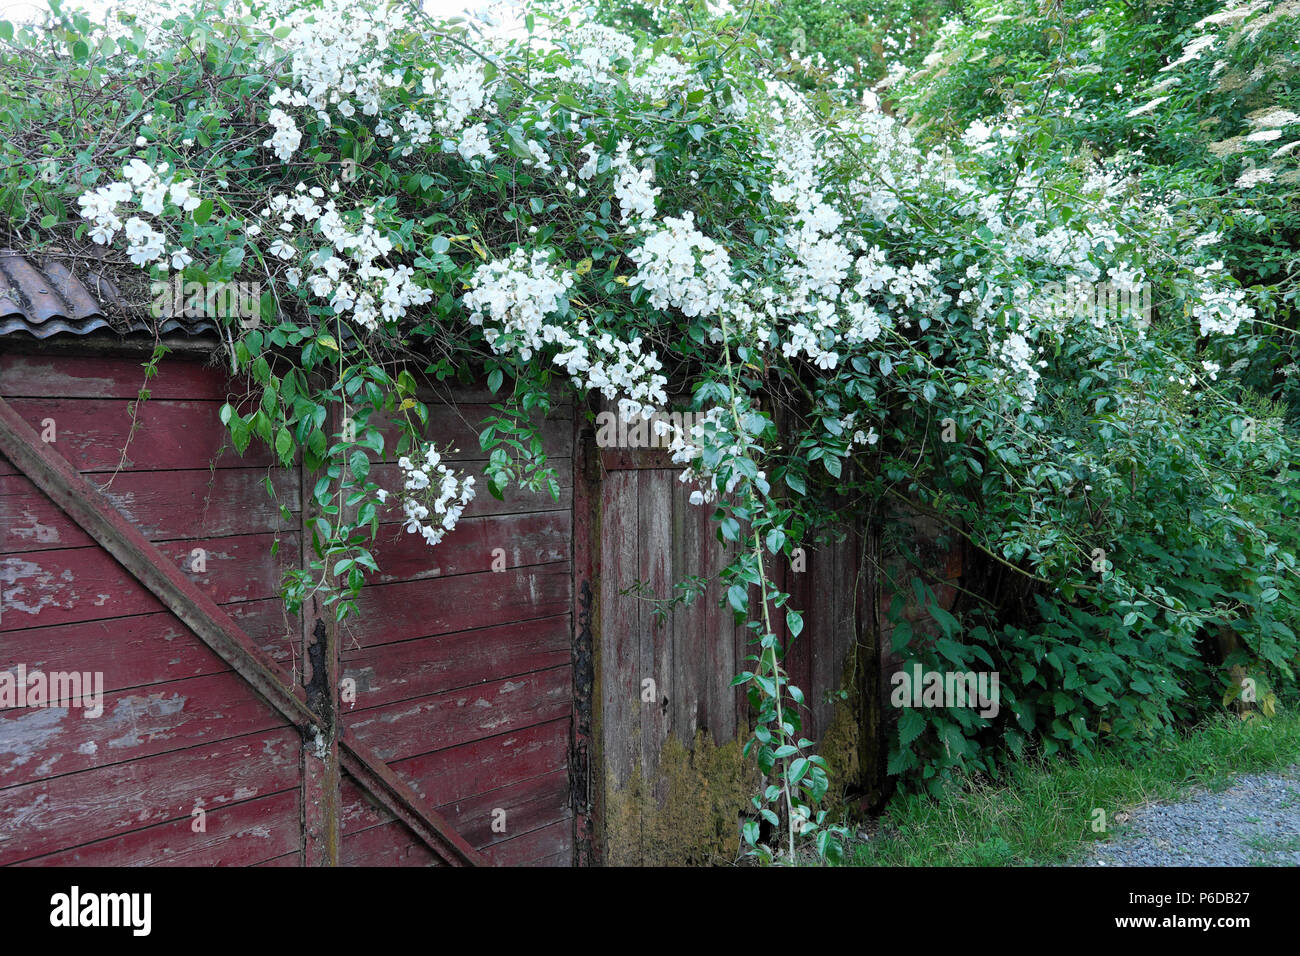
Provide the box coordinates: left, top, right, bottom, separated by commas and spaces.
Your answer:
1084, 765, 1300, 866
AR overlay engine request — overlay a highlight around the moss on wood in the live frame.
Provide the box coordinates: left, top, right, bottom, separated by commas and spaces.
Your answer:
603, 731, 759, 866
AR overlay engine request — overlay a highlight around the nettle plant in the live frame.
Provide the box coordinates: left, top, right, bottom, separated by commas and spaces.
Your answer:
3, 0, 1293, 858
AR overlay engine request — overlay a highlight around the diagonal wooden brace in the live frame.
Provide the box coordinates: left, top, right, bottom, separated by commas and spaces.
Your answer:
0, 395, 484, 867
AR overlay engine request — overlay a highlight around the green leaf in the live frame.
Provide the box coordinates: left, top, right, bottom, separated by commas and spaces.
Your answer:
727, 584, 748, 613
229, 417, 251, 455
788, 757, 809, 784
349, 449, 369, 481
274, 426, 293, 466
786, 608, 804, 638
898, 709, 925, 749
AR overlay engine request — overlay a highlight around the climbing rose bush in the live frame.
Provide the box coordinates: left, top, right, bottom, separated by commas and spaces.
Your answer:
3, 0, 1295, 861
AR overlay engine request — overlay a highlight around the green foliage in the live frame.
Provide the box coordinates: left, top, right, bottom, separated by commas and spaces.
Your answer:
895, 0, 1300, 410
850, 710, 1300, 865
857, 0, 1300, 798
562, 0, 963, 93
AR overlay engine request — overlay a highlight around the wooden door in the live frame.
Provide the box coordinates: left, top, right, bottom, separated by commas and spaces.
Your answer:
0, 352, 576, 866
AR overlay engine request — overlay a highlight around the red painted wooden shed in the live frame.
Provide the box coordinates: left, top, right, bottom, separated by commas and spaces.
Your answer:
0, 249, 928, 865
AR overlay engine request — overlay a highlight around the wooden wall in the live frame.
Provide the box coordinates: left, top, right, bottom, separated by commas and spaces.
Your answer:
0, 349, 947, 867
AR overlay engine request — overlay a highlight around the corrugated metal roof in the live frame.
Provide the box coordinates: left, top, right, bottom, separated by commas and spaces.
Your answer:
0, 249, 219, 339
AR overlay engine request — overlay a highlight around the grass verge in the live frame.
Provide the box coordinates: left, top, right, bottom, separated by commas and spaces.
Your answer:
845, 710, 1300, 866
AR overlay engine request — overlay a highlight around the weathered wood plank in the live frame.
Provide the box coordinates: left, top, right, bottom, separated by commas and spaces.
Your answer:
0, 728, 301, 865
1, 534, 293, 631
159, 532, 297, 606
828, 530, 860, 739
599, 470, 640, 796
600, 446, 677, 471
299, 435, 340, 868
0, 469, 299, 553
336, 744, 481, 865
0, 611, 230, 693
0, 353, 233, 400
227, 598, 301, 670
639, 469, 672, 803
370, 404, 573, 464
782, 547, 814, 738
15, 788, 302, 867
0, 396, 482, 865
570, 412, 598, 866
808, 542, 837, 741
338, 818, 441, 867
0, 671, 290, 788
483, 817, 573, 866
384, 719, 570, 817
1, 544, 164, 629
254, 850, 303, 866
343, 667, 573, 764
343, 563, 571, 649
367, 511, 569, 584
5, 397, 271, 471
340, 615, 570, 710
437, 768, 571, 851
415, 380, 573, 407
716, 536, 746, 743
672, 480, 704, 744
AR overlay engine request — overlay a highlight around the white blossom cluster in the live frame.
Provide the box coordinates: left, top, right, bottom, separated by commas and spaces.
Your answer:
612, 141, 661, 224
627, 54, 693, 98
264, 107, 303, 163
264, 0, 409, 133
550, 23, 636, 87
667, 406, 730, 505
629, 213, 735, 318
1192, 281, 1254, 336
995, 331, 1043, 401
77, 0, 1274, 520
462, 248, 575, 359
838, 411, 880, 447
260, 185, 433, 330
77, 157, 200, 270
751, 123, 955, 370
532, 21, 696, 104
462, 248, 669, 420
392, 444, 476, 547
255, 0, 501, 163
